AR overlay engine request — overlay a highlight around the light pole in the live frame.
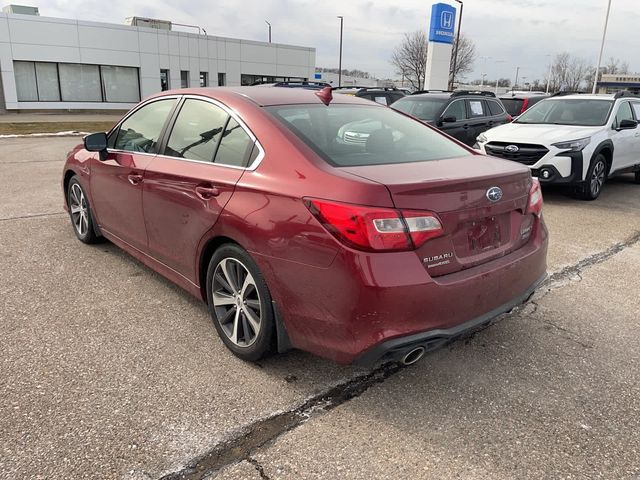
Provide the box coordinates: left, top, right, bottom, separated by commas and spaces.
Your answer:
592, 0, 612, 94
545, 54, 552, 93
265, 21, 271, 43
337, 16, 344, 87
514, 66, 520, 90
449, 0, 463, 90
481, 73, 487, 87
479, 56, 491, 87
494, 59, 506, 95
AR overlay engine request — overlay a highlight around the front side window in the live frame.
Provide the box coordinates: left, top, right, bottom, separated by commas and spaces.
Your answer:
165, 99, 229, 162
442, 100, 466, 120
393, 97, 448, 121
515, 99, 614, 126
266, 104, 470, 167
632, 103, 640, 120
613, 102, 634, 129
113, 99, 177, 153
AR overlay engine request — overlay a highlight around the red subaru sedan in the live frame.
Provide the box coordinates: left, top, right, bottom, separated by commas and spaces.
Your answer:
62, 87, 548, 366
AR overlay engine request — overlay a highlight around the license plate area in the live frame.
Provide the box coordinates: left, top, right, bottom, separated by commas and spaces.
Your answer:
466, 216, 503, 253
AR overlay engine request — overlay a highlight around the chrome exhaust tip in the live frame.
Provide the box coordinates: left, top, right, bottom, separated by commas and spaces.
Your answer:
401, 346, 426, 366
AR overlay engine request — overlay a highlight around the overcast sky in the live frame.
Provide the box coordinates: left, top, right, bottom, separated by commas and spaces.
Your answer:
35, 0, 639, 82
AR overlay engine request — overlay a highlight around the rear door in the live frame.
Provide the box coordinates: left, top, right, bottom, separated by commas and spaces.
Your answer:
440, 99, 470, 144
610, 101, 638, 170
92, 97, 178, 252
142, 97, 258, 281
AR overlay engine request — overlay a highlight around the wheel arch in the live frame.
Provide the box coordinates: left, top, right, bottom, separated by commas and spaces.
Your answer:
63, 169, 77, 207
590, 140, 614, 176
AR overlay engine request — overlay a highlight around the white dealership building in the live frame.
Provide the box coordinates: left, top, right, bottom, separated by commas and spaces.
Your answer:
0, 5, 316, 112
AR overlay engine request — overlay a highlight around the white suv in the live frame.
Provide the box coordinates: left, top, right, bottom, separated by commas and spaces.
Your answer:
475, 92, 640, 200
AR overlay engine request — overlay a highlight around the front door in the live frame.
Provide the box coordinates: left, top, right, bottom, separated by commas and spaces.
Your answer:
610, 101, 640, 170
143, 98, 257, 282
90, 98, 178, 252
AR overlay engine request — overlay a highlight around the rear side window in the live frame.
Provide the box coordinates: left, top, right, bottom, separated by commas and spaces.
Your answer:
214, 118, 255, 167
393, 97, 447, 121
113, 98, 177, 153
467, 99, 486, 118
487, 100, 505, 116
165, 99, 229, 162
266, 104, 470, 167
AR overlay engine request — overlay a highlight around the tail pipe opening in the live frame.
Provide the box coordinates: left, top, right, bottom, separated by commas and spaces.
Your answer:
401, 346, 426, 366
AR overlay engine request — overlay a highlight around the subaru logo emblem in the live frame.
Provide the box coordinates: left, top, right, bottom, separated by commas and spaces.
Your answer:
486, 187, 503, 202
505, 144, 519, 153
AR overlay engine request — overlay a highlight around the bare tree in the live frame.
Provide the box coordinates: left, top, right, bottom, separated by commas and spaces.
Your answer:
449, 34, 476, 87
548, 52, 590, 92
390, 31, 428, 90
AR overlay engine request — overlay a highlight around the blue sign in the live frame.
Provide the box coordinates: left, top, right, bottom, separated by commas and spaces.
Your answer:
428, 3, 457, 44
314, 73, 322, 79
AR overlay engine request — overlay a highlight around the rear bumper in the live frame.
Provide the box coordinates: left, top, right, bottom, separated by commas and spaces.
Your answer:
258, 217, 548, 365
352, 272, 546, 366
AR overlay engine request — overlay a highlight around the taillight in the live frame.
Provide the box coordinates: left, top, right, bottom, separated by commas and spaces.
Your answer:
506, 114, 513, 122
305, 198, 444, 252
526, 178, 543, 216
520, 98, 529, 114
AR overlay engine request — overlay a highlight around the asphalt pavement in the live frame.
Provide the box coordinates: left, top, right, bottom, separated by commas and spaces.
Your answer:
0, 136, 638, 479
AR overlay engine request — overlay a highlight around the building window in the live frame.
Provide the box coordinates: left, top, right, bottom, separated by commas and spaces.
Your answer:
160, 69, 170, 91
181, 70, 189, 88
218, 72, 226, 86
199, 72, 208, 87
240, 74, 307, 86
100, 66, 140, 102
14, 61, 140, 103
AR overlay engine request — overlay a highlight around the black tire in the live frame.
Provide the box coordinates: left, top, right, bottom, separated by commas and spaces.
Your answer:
206, 243, 275, 362
67, 176, 99, 244
576, 154, 607, 200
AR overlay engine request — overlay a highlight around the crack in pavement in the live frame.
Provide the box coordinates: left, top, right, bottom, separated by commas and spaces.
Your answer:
0, 212, 66, 222
157, 229, 640, 480
158, 363, 401, 480
247, 457, 272, 480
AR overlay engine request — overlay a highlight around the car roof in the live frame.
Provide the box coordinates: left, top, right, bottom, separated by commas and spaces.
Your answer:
551, 94, 615, 101
147, 86, 377, 107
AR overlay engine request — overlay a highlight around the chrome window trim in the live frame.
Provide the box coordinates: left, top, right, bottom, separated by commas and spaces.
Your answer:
106, 93, 265, 171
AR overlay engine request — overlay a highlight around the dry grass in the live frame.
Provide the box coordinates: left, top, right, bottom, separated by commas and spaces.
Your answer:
0, 121, 115, 135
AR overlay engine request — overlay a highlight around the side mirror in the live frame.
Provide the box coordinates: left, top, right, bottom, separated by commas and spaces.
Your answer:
84, 132, 108, 152
617, 119, 638, 130
441, 115, 457, 123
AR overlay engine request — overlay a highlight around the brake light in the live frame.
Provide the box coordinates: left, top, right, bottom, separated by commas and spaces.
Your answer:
305, 199, 444, 251
526, 178, 543, 216
520, 98, 529, 114
506, 114, 513, 122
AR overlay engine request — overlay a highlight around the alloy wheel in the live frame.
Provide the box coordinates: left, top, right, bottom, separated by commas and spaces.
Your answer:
590, 160, 606, 197
212, 257, 262, 347
69, 183, 89, 237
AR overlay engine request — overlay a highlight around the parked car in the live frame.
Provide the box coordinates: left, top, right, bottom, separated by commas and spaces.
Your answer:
498, 91, 550, 117
333, 86, 406, 105
476, 91, 640, 200
252, 80, 331, 90
392, 90, 512, 146
63, 86, 548, 365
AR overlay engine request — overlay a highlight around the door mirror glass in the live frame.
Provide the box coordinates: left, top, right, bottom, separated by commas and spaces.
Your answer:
84, 132, 108, 152
441, 115, 457, 123
618, 119, 637, 130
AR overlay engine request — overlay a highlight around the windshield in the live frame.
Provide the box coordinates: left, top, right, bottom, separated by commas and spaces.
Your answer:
515, 99, 613, 126
392, 97, 448, 121
265, 104, 470, 167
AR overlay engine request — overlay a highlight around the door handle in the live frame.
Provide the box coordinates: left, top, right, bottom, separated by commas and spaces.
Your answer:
195, 185, 220, 199
128, 174, 143, 185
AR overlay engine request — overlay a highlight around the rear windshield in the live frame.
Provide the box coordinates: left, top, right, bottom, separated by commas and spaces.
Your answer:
391, 97, 448, 121
265, 104, 470, 167
500, 98, 524, 116
515, 99, 614, 126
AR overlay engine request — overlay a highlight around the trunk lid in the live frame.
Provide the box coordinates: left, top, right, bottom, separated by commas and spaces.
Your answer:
343, 155, 534, 276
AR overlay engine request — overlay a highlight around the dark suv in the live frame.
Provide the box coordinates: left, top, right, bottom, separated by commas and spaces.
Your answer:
333, 86, 406, 106
392, 90, 511, 146
498, 91, 550, 116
